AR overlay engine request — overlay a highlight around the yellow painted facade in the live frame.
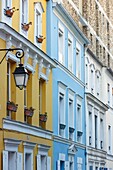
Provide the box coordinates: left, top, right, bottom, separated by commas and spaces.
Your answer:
0, 0, 54, 169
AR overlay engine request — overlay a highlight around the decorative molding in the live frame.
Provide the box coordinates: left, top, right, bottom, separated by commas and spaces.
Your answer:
3, 118, 53, 140
0, 22, 56, 70
24, 48, 29, 67
39, 59, 43, 79
6, 51, 20, 63
55, 60, 85, 88
59, 153, 65, 161
68, 144, 78, 155
23, 141, 36, 149
86, 92, 109, 111
4, 138, 21, 152
38, 144, 50, 155
53, 135, 86, 149
6, 35, 12, 49
46, 64, 50, 80
32, 54, 38, 73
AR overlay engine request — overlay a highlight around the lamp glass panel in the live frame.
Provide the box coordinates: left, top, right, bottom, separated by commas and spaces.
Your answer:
24, 74, 29, 86
15, 74, 25, 86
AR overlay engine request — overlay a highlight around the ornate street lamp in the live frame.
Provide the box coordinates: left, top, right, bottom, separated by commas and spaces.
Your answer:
0, 48, 29, 90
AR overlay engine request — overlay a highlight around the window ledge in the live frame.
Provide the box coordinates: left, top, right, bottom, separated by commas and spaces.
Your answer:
3, 118, 53, 140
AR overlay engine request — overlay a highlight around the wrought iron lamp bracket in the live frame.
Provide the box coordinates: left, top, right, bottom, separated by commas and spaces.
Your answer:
0, 48, 24, 64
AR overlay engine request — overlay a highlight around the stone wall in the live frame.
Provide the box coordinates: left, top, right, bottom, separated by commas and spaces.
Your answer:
62, 0, 113, 67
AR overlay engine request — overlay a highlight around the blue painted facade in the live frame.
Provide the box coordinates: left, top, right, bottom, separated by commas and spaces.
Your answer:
46, 1, 89, 170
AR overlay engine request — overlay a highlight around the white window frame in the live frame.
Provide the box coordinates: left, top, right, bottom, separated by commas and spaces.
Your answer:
23, 142, 35, 170
88, 109, 92, 146
1, 0, 12, 26
77, 157, 83, 170
100, 117, 104, 149
69, 155, 74, 170
34, 2, 44, 48
76, 96, 82, 143
76, 95, 83, 143
58, 22, 65, 65
68, 89, 75, 140
108, 125, 112, 153
37, 144, 51, 170
3, 139, 22, 170
85, 57, 89, 88
68, 33, 73, 72
90, 64, 95, 93
76, 42, 81, 79
58, 82, 66, 137
107, 83, 110, 105
7, 62, 12, 119
95, 70, 101, 96
20, 0, 29, 37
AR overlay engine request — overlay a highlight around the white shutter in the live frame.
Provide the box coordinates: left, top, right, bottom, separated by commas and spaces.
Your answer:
37, 154, 41, 170
65, 161, 69, 170
3, 150, 8, 170
47, 156, 51, 170
57, 160, 60, 170
17, 152, 23, 170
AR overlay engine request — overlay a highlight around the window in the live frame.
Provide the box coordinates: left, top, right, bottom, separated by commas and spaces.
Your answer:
7, 62, 11, 118
68, 90, 75, 140
95, 115, 97, 148
37, 145, 51, 170
5, 0, 11, 8
90, 64, 95, 93
85, 63, 88, 86
89, 111, 92, 145
69, 155, 74, 170
96, 71, 100, 96
25, 153, 32, 170
68, 34, 73, 72
77, 157, 82, 170
108, 125, 112, 153
3, 139, 22, 170
34, 2, 44, 46
76, 42, 81, 79
76, 97, 82, 143
79, 0, 83, 14
89, 166, 93, 170
100, 118, 104, 149
57, 160, 69, 170
24, 142, 35, 170
24, 88, 27, 122
20, 0, 28, 35
85, 57, 89, 88
39, 78, 46, 128
107, 83, 110, 104
90, 33, 93, 43
22, 0, 27, 24
58, 23, 65, 65
58, 82, 66, 137
1, 0, 12, 26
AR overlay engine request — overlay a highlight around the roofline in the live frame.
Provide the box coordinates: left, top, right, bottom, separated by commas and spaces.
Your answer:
54, 4, 90, 44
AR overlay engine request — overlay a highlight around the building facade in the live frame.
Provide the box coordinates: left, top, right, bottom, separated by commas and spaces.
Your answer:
0, 0, 56, 169
47, 1, 89, 169
62, 0, 113, 169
